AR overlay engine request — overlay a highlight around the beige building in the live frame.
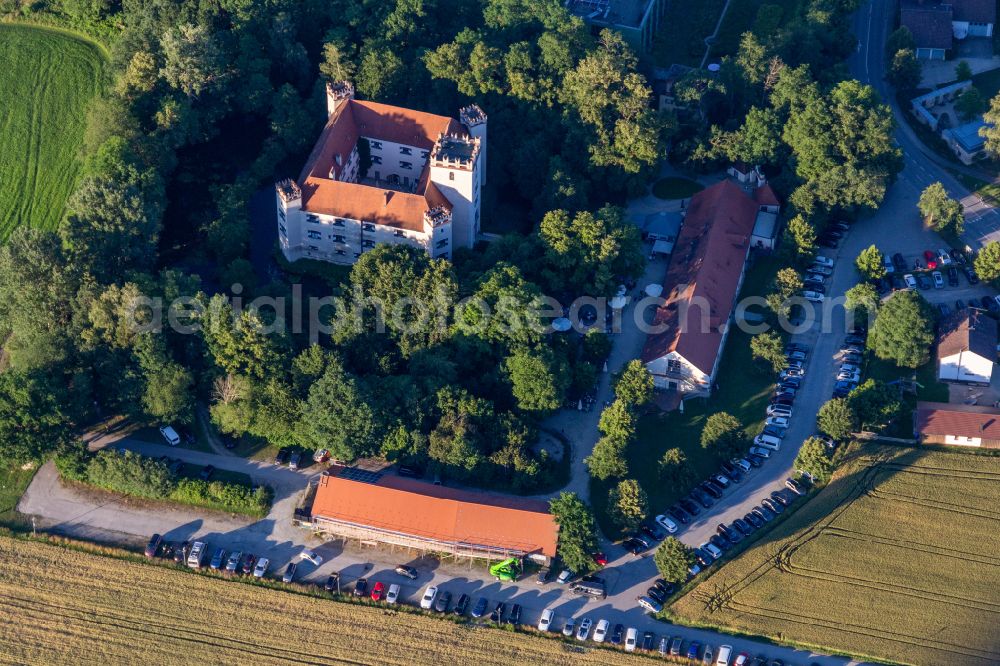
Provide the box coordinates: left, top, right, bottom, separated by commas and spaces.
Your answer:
276, 81, 485, 265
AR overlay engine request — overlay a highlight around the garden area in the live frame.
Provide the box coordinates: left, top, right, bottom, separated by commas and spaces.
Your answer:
651, 0, 728, 67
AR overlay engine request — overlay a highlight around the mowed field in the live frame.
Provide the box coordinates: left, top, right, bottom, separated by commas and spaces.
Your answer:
0, 535, 656, 666
671, 445, 1000, 666
0, 24, 104, 239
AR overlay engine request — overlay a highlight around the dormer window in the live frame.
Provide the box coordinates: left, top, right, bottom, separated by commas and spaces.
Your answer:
400, 161, 412, 170
399, 146, 412, 155
362, 222, 376, 232
370, 141, 382, 150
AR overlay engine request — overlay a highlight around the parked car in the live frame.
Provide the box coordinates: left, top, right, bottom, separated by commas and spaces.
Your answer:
762, 497, 784, 514
761, 424, 786, 438
252, 557, 269, 578
611, 624, 624, 645
557, 569, 574, 584
144, 534, 162, 559
924, 250, 938, 269
932, 271, 944, 288
813, 255, 834, 268
938, 249, 952, 265
538, 608, 554, 632
770, 490, 791, 507
745, 512, 765, 529
802, 290, 823, 303
371, 581, 387, 602
353, 577, 368, 596
419, 585, 438, 609
786, 478, 806, 495
299, 549, 323, 566
746, 453, 765, 467
641, 524, 665, 540
575, 617, 593, 640
386, 583, 400, 604
159, 426, 180, 446
817, 236, 838, 248
891, 252, 907, 271
625, 627, 639, 652
700, 482, 723, 499
490, 601, 506, 624
636, 596, 663, 613
394, 564, 418, 579
749, 446, 772, 459
452, 593, 470, 615
209, 547, 226, 570
224, 551, 242, 573
655, 514, 679, 533
274, 448, 290, 465
471, 596, 489, 619
591, 551, 608, 566
965, 266, 980, 284
562, 617, 576, 637
701, 542, 723, 560
288, 451, 302, 470
323, 573, 340, 593
593, 618, 610, 643
754, 435, 781, 450
903, 273, 917, 289
668, 506, 692, 524
917, 273, 933, 290
642, 631, 656, 651
433, 589, 451, 612
948, 267, 959, 286
239, 553, 256, 575
282, 562, 296, 583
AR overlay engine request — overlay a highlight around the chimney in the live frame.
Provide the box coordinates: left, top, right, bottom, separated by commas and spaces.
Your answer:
383, 191, 391, 207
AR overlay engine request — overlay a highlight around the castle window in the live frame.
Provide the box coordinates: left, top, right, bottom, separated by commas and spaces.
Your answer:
332, 218, 345, 227
421, 151, 429, 160
362, 222, 376, 232
363, 239, 376, 248
399, 146, 412, 155
400, 161, 412, 170
307, 230, 322, 240
332, 234, 346, 244
394, 230, 405, 238
666, 359, 683, 374
335, 249, 347, 256
370, 141, 382, 150
435, 238, 449, 249
449, 172, 454, 181
278, 223, 287, 236
371, 155, 382, 165
306, 214, 320, 224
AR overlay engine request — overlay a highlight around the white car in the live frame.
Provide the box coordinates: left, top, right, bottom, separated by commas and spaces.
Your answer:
701, 542, 723, 560
779, 368, 804, 380
419, 585, 437, 609
655, 514, 678, 534
802, 290, 824, 303
299, 549, 323, 566
386, 583, 400, 604
252, 557, 269, 578
754, 435, 782, 450
592, 619, 609, 643
557, 569, 574, 584
938, 249, 952, 265
575, 617, 592, 641
716, 645, 734, 666
785, 350, 807, 361
813, 256, 834, 268
537, 608, 554, 632
749, 446, 771, 459
840, 363, 860, 373
562, 617, 575, 637
765, 416, 789, 428
903, 273, 917, 289
932, 271, 944, 288
624, 627, 639, 652
159, 425, 180, 446
837, 370, 861, 383
703, 644, 714, 664
766, 405, 792, 417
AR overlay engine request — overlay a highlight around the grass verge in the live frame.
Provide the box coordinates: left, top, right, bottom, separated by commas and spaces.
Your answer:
669, 444, 1000, 666
0, 463, 39, 528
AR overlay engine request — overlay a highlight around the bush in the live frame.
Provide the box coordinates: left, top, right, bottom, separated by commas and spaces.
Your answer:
170, 478, 271, 516
86, 449, 174, 499
53, 442, 89, 482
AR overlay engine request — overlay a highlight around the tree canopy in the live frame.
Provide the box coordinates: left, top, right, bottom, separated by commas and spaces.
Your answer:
549, 492, 599, 573
869, 290, 935, 368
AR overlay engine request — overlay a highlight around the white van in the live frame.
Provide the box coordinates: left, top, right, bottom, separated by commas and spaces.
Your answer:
624, 627, 638, 652
159, 425, 180, 446
715, 645, 733, 665
754, 434, 781, 450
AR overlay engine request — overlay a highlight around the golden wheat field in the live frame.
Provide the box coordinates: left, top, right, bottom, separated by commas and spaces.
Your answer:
671, 445, 1000, 666
0, 535, 659, 665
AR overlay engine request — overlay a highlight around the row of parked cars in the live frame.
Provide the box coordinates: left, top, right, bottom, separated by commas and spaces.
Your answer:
831, 331, 867, 399
801, 254, 836, 303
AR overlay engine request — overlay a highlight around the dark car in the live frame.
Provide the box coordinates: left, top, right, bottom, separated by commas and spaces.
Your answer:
144, 534, 162, 559
324, 573, 340, 593
654, 578, 676, 596
786, 477, 806, 495
771, 490, 791, 506
693, 549, 713, 567
762, 424, 787, 438
508, 603, 522, 625
753, 506, 774, 522
822, 228, 844, 239
611, 623, 624, 645
818, 235, 838, 248
699, 482, 723, 500
705, 478, 727, 495
209, 547, 226, 570
641, 524, 665, 540
667, 506, 691, 525
471, 596, 489, 619
353, 577, 368, 597
490, 601, 506, 623
733, 518, 753, 536
948, 266, 959, 286
709, 534, 730, 552
172, 541, 188, 564
687, 641, 702, 660
394, 564, 418, 579
240, 553, 257, 575
647, 586, 665, 604
677, 498, 701, 517
434, 590, 452, 613
282, 562, 297, 583
641, 632, 655, 651
890, 274, 905, 291
274, 447, 290, 465
536, 567, 552, 584
720, 461, 743, 482
453, 593, 470, 616
916, 273, 932, 290
288, 451, 302, 470
670, 635, 683, 655
966, 267, 980, 284
950, 248, 966, 264
624, 538, 646, 555
762, 497, 784, 514
745, 512, 765, 529
746, 453, 766, 467
199, 465, 215, 481
689, 489, 713, 509
722, 524, 744, 544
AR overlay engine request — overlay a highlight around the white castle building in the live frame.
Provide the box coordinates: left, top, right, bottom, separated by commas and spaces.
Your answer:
275, 81, 486, 265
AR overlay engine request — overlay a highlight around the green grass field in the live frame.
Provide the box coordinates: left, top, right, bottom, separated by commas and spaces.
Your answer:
0, 463, 39, 527
0, 24, 105, 239
671, 445, 1000, 665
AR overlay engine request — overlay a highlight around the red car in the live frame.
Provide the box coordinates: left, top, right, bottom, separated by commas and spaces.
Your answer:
592, 552, 608, 567
370, 581, 386, 601
924, 250, 938, 269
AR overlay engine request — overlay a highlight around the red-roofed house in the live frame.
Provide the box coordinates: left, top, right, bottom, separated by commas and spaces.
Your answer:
914, 402, 1000, 448
310, 468, 559, 563
276, 81, 486, 265
642, 180, 765, 397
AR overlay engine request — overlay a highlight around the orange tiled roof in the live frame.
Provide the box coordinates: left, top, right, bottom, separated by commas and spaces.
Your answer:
642, 180, 758, 374
297, 100, 463, 232
754, 183, 780, 207
311, 471, 559, 557
914, 402, 1000, 439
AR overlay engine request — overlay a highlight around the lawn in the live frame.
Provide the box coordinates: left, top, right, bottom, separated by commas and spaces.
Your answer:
592, 257, 782, 536
865, 353, 950, 438
652, 0, 728, 67
0, 534, 659, 665
652, 177, 704, 200
0, 463, 39, 527
0, 24, 105, 239
670, 444, 1000, 666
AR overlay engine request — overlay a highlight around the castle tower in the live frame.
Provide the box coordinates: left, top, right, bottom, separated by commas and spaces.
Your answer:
459, 104, 487, 181
429, 133, 481, 250
326, 80, 355, 117
275, 179, 303, 261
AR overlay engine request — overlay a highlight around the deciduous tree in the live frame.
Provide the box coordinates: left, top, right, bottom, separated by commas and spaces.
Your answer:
855, 245, 886, 280
817, 398, 857, 441
794, 437, 834, 483
653, 537, 696, 584
974, 241, 1000, 283
918, 182, 964, 235
701, 412, 746, 457
609, 478, 647, 531
750, 331, 786, 373
549, 492, 599, 574
869, 290, 935, 368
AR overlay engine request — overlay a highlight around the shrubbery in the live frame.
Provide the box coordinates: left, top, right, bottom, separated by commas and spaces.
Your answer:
54, 447, 270, 517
